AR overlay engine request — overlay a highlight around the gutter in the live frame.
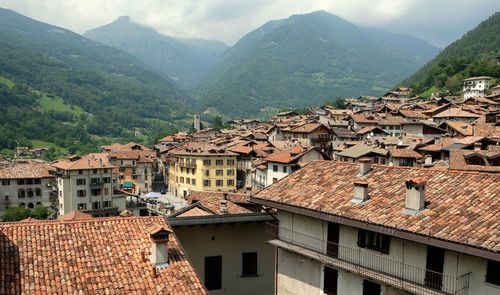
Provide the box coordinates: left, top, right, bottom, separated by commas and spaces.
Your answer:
250, 196, 500, 262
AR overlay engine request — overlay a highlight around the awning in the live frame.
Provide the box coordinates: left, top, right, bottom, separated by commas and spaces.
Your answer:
122, 181, 134, 188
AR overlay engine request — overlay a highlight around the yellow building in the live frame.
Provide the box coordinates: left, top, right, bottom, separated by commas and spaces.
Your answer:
168, 145, 238, 198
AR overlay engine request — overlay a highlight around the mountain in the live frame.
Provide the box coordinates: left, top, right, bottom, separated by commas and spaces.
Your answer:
402, 12, 500, 96
84, 16, 228, 89
193, 10, 440, 117
0, 8, 189, 157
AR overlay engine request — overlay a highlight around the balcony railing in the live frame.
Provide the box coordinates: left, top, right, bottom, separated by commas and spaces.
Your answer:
267, 225, 470, 295
89, 181, 103, 188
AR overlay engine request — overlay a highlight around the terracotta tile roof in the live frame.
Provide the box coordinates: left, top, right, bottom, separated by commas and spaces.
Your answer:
389, 148, 422, 159
289, 123, 327, 133
58, 210, 93, 220
378, 116, 406, 126
350, 114, 378, 124
51, 153, 115, 171
0, 161, 53, 179
336, 144, 388, 159
473, 123, 500, 138
0, 216, 207, 294
229, 145, 253, 155
108, 150, 155, 163
441, 121, 473, 136
169, 142, 237, 157
254, 161, 500, 252
449, 149, 500, 173
433, 108, 481, 118
186, 191, 252, 215
398, 110, 429, 119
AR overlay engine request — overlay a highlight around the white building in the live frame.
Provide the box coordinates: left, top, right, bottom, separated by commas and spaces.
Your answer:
0, 160, 55, 211
251, 160, 500, 295
51, 153, 125, 217
463, 76, 492, 99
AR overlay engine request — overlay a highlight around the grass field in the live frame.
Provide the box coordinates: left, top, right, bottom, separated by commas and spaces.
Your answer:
30, 139, 68, 154
37, 92, 85, 116
0, 76, 15, 89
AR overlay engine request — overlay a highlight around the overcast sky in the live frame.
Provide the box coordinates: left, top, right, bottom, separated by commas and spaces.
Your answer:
0, 0, 498, 47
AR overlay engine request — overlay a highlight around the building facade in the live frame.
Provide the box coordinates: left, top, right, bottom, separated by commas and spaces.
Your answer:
51, 153, 125, 216
0, 160, 55, 211
168, 145, 238, 198
463, 76, 492, 99
251, 160, 500, 295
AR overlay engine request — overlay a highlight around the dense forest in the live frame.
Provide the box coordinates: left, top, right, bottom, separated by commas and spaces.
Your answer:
403, 12, 500, 96
0, 8, 190, 157
193, 10, 439, 117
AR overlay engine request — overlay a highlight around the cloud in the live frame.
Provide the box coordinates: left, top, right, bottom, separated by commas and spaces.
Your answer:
0, 0, 497, 46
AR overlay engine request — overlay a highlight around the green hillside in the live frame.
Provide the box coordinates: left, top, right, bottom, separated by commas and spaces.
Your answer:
194, 10, 439, 117
0, 8, 190, 157
403, 12, 500, 95
84, 16, 228, 89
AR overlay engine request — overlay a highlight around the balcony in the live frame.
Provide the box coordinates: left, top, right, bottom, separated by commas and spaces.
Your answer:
179, 161, 197, 169
267, 225, 470, 295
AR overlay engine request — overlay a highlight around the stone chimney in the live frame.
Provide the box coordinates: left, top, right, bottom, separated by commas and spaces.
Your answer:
474, 142, 482, 150
358, 158, 372, 176
424, 154, 433, 165
405, 178, 427, 213
220, 193, 228, 214
352, 181, 369, 203
149, 226, 172, 268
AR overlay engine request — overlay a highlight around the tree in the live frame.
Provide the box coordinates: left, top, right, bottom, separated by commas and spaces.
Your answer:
1, 207, 31, 222
31, 206, 49, 220
213, 116, 224, 130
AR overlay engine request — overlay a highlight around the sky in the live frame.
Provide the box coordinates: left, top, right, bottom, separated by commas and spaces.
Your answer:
0, 0, 498, 47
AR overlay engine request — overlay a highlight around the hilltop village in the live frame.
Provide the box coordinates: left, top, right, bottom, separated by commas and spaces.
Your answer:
1, 77, 500, 294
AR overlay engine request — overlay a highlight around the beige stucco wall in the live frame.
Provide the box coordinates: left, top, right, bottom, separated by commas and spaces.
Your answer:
0, 176, 54, 211
277, 248, 322, 295
173, 222, 274, 295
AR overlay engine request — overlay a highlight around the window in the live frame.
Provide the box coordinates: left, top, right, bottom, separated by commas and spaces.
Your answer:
33, 179, 41, 184
204, 256, 222, 290
104, 188, 109, 195
35, 188, 41, 197
92, 202, 100, 210
103, 169, 108, 173
272, 178, 278, 183
17, 179, 25, 185
399, 158, 414, 167
76, 178, 86, 185
4, 196, 9, 202
132, 168, 137, 174
103, 201, 111, 208
180, 177, 184, 183
203, 180, 211, 187
273, 165, 278, 172
186, 178, 190, 184
93, 169, 98, 174
216, 169, 223, 176
227, 179, 234, 186
191, 179, 196, 186
216, 159, 223, 166
78, 170, 83, 174
227, 169, 234, 176
323, 267, 338, 295
216, 180, 223, 187
26, 179, 33, 185
103, 177, 111, 183
486, 260, 500, 286
119, 167, 125, 172
282, 166, 287, 173
466, 155, 486, 166
77, 203, 87, 210
27, 189, 33, 198
203, 159, 211, 166
205, 170, 210, 177
227, 159, 235, 166
242, 252, 258, 276
357, 229, 390, 254
2, 180, 10, 185
91, 189, 101, 196
77, 190, 86, 197
363, 280, 381, 295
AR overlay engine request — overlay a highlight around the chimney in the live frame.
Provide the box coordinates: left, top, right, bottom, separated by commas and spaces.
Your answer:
424, 154, 433, 165
358, 158, 372, 175
352, 181, 369, 203
474, 142, 482, 150
405, 178, 427, 213
149, 226, 172, 269
220, 193, 228, 214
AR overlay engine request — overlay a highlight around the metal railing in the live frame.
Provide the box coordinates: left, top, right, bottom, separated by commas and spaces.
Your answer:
267, 225, 470, 295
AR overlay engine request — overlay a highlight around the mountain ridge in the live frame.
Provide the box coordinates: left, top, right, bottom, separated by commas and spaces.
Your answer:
84, 16, 229, 89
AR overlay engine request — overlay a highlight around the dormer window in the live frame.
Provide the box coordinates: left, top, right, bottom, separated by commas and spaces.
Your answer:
465, 155, 486, 166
